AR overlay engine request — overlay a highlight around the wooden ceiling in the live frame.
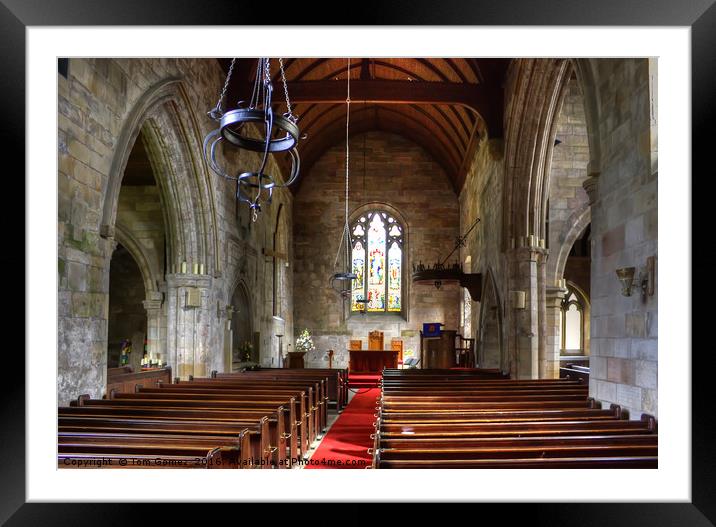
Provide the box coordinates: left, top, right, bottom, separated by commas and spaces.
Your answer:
217, 58, 510, 193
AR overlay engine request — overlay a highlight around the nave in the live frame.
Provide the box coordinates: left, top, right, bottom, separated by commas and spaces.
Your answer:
58, 367, 657, 469
57, 56, 659, 473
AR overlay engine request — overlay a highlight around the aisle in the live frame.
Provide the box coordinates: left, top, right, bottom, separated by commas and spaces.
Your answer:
304, 387, 380, 469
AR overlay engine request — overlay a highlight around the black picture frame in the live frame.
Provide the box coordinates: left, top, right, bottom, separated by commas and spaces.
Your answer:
6, 0, 712, 524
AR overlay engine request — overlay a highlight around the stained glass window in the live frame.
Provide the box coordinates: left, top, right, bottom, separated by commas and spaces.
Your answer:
351, 211, 403, 313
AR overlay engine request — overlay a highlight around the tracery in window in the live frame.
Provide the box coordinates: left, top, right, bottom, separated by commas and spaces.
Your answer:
560, 285, 585, 354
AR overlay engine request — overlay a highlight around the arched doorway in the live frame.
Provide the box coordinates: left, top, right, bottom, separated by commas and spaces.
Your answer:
107, 243, 147, 370
231, 282, 254, 369
106, 126, 168, 377
478, 270, 504, 371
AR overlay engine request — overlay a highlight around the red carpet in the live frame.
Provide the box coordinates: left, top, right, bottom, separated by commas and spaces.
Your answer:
305, 387, 380, 469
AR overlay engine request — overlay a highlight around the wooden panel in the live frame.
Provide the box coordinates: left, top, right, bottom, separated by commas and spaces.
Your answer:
368, 331, 384, 351
349, 349, 399, 373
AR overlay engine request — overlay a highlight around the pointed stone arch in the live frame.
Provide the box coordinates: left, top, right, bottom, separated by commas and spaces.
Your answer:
100, 78, 220, 277
113, 222, 160, 295
477, 267, 504, 371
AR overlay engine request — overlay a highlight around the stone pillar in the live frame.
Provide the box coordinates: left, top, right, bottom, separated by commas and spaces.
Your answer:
544, 284, 567, 379
506, 240, 548, 379
165, 273, 216, 380
142, 291, 164, 365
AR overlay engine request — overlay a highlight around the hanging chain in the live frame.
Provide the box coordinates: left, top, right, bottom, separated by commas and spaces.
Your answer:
210, 57, 236, 119
278, 58, 295, 121
334, 58, 352, 270
345, 57, 351, 234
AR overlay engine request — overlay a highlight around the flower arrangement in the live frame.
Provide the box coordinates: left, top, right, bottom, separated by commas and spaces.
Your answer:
295, 328, 316, 354
238, 341, 253, 362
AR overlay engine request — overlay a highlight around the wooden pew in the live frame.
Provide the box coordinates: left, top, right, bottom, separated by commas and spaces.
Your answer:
190, 376, 326, 436
106, 366, 172, 396
58, 431, 252, 468
372, 371, 657, 469
137, 385, 306, 458
178, 378, 320, 445
59, 446, 239, 469
212, 371, 332, 429
223, 367, 349, 411
61, 401, 287, 468
58, 415, 272, 469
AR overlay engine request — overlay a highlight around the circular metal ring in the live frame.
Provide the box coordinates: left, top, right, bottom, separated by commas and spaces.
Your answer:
220, 108, 299, 153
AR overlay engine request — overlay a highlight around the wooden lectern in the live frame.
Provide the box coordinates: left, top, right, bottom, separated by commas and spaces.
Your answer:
286, 351, 306, 369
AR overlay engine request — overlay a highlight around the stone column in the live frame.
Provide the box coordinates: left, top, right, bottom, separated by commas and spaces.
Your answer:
544, 284, 567, 379
165, 273, 216, 380
142, 291, 164, 364
506, 240, 548, 379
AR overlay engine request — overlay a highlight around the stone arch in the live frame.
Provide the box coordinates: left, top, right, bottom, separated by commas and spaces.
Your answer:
503, 59, 602, 248
229, 279, 254, 364
478, 268, 504, 371
113, 223, 159, 295
549, 211, 591, 286
100, 78, 219, 277
570, 59, 603, 175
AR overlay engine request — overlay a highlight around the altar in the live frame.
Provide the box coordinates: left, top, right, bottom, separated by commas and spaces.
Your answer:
348, 349, 400, 373
348, 330, 402, 373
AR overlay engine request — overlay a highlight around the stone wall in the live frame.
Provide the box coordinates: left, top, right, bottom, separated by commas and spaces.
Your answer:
587, 59, 658, 418
293, 131, 460, 368
58, 58, 293, 404
458, 137, 506, 367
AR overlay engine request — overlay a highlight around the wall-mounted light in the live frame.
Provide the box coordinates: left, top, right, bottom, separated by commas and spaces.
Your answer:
616, 256, 656, 300
615, 266, 636, 296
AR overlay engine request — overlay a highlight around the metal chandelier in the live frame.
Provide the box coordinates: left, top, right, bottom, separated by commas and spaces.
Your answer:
203, 58, 302, 221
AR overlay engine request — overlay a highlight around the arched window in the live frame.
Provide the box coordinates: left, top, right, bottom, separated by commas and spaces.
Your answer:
560, 285, 585, 354
350, 210, 403, 313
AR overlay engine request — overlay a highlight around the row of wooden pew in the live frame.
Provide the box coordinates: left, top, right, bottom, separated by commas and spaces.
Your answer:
58, 367, 347, 469
370, 368, 658, 468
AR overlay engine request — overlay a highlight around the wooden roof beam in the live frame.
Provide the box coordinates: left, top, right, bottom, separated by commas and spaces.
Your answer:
238, 79, 504, 138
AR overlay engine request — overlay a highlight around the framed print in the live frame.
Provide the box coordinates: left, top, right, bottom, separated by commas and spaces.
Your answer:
7, 0, 713, 524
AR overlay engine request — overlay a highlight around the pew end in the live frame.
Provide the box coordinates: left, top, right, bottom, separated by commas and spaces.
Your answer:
641, 414, 658, 433
609, 404, 628, 420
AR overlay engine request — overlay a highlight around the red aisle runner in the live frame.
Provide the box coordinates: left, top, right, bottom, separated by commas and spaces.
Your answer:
305, 387, 380, 469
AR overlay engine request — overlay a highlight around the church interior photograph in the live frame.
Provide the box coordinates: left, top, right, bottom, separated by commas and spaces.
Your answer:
57, 56, 658, 470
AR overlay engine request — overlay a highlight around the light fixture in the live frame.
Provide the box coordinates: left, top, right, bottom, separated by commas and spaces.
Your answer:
329, 272, 357, 298
616, 257, 655, 300
615, 266, 636, 296
412, 217, 483, 301
203, 58, 302, 222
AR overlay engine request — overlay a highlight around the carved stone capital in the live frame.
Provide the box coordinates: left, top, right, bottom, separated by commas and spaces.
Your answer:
582, 172, 600, 205
99, 223, 115, 239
